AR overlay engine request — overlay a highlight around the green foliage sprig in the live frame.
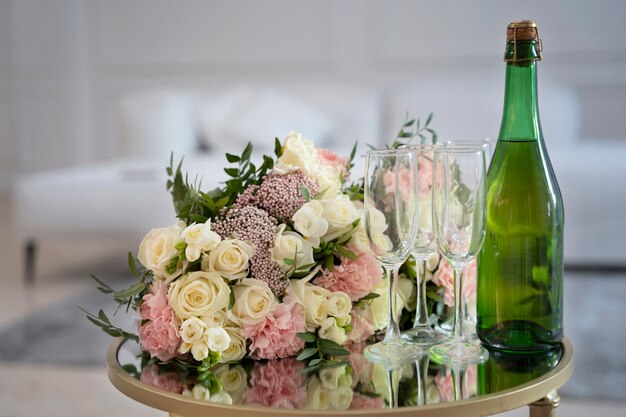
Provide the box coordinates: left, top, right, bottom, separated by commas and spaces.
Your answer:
390, 112, 438, 149
296, 332, 350, 374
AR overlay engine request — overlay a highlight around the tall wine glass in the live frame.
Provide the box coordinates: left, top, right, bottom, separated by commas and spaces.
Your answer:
364, 149, 420, 364
429, 148, 488, 365
399, 144, 445, 347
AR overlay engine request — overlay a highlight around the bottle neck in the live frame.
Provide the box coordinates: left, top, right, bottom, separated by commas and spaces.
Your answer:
498, 41, 542, 142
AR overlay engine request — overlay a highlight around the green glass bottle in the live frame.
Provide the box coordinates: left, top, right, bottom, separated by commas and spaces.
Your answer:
477, 20, 564, 351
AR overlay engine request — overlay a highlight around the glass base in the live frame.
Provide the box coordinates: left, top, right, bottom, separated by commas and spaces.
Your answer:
429, 339, 489, 365
401, 325, 446, 347
364, 338, 422, 366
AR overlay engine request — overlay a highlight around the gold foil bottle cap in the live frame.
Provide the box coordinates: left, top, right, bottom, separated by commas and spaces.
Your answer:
507, 20, 540, 41
505, 20, 543, 62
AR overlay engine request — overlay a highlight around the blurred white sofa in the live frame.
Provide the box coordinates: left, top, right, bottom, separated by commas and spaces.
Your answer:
12, 85, 381, 283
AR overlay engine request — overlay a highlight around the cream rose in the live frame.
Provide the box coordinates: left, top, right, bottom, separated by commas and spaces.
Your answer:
202, 239, 254, 281
138, 221, 186, 282
270, 224, 314, 272
181, 220, 222, 262
318, 317, 347, 345
325, 291, 352, 325
398, 273, 416, 312
304, 377, 330, 410
205, 326, 231, 353
426, 252, 440, 272
309, 165, 342, 199
219, 326, 246, 363
213, 364, 247, 403
169, 271, 230, 320
230, 278, 277, 325
321, 195, 359, 241
286, 272, 330, 331
329, 385, 353, 410
369, 281, 389, 330
200, 310, 228, 328
210, 392, 234, 405
186, 384, 212, 401
292, 200, 329, 248
319, 365, 352, 390
273, 131, 318, 175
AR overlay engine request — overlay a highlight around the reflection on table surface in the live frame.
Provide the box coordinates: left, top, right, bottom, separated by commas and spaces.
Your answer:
117, 339, 562, 410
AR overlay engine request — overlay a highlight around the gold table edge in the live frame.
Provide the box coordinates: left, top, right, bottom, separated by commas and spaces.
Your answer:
106, 337, 574, 417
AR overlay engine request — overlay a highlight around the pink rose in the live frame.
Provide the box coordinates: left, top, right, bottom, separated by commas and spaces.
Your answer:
314, 248, 382, 302
140, 364, 184, 394
383, 167, 415, 203
138, 282, 181, 362
318, 148, 349, 179
243, 296, 305, 360
349, 393, 386, 410
347, 307, 376, 344
431, 259, 477, 307
244, 358, 306, 408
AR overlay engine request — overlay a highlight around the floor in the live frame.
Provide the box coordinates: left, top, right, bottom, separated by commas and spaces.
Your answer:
1, 196, 625, 417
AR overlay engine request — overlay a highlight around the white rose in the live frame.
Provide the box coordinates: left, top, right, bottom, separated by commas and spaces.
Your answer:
210, 392, 233, 405
292, 200, 329, 248
369, 281, 389, 330
371, 233, 393, 253
230, 278, 277, 325
398, 273, 416, 312
213, 364, 247, 403
349, 231, 371, 255
188, 384, 212, 401
181, 220, 222, 262
200, 310, 228, 328
366, 207, 388, 234
191, 341, 210, 361
325, 291, 352, 324
321, 195, 359, 241
168, 271, 230, 320
274, 131, 318, 175
318, 317, 347, 345
418, 195, 434, 233
180, 317, 207, 344
329, 385, 353, 410
219, 326, 246, 363
319, 365, 352, 390
309, 165, 342, 199
304, 377, 330, 410
202, 239, 254, 281
138, 221, 186, 282
205, 326, 231, 353
286, 272, 330, 331
270, 224, 314, 272
426, 252, 440, 272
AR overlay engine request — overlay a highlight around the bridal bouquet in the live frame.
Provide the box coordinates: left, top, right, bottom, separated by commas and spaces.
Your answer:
85, 115, 475, 374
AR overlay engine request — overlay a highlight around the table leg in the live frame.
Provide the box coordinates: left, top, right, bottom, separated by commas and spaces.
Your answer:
529, 390, 560, 417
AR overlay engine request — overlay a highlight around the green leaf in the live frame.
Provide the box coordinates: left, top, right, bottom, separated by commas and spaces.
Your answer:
308, 358, 323, 366
224, 167, 239, 177
355, 292, 380, 303
114, 282, 146, 301
241, 142, 253, 162
301, 186, 310, 202
296, 332, 316, 343
425, 112, 433, 126
296, 348, 318, 361
128, 252, 139, 279
283, 257, 295, 266
274, 138, 283, 157
295, 262, 316, 271
403, 118, 415, 127
313, 188, 329, 200
318, 339, 350, 356
335, 245, 357, 260
225, 153, 240, 163
300, 363, 322, 375
228, 286, 235, 310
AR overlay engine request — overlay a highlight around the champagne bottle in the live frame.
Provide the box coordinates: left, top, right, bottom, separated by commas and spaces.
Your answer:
477, 20, 564, 351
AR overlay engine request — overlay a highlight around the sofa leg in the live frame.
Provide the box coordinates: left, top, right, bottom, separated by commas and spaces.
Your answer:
24, 239, 37, 286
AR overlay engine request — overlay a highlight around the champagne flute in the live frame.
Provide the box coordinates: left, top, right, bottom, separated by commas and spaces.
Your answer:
398, 144, 445, 346
363, 149, 420, 364
429, 148, 488, 365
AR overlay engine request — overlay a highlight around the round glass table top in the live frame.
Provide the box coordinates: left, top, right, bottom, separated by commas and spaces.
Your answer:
107, 337, 573, 416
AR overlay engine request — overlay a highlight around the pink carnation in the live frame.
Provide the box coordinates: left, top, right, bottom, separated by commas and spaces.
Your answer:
418, 155, 434, 194
138, 282, 181, 362
434, 365, 477, 402
347, 306, 376, 344
140, 364, 185, 394
318, 148, 349, 179
243, 296, 305, 360
349, 394, 386, 410
244, 358, 306, 408
432, 259, 477, 307
314, 248, 382, 301
346, 343, 373, 388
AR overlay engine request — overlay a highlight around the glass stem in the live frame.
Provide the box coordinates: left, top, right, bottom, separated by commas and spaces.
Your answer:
384, 266, 401, 341
413, 258, 431, 328
452, 267, 466, 341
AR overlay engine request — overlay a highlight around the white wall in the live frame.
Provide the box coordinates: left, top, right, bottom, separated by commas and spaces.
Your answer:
3, 0, 626, 191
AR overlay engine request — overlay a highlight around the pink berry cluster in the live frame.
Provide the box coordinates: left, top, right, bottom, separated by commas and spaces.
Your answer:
236, 172, 319, 223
